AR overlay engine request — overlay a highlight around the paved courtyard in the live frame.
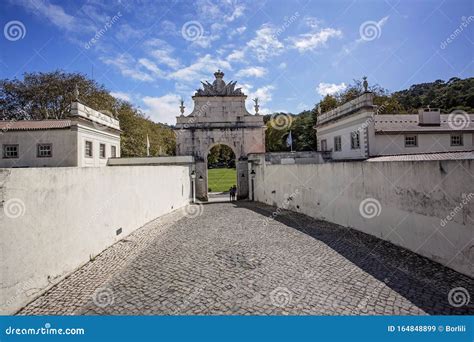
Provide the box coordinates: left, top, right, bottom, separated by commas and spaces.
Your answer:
19, 202, 473, 315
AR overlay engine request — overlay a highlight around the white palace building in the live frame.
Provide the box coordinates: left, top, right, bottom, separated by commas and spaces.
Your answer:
315, 92, 474, 161
0, 102, 121, 168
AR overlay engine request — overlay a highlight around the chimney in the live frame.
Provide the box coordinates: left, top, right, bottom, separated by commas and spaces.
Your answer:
418, 107, 440, 126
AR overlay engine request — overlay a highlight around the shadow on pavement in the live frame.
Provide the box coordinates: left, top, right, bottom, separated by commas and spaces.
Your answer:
235, 201, 474, 315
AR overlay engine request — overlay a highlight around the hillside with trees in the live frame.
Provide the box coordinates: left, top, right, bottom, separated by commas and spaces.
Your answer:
0, 71, 175, 157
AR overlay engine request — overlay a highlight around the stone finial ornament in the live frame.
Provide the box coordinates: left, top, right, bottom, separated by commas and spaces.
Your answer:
363, 76, 368, 92
74, 84, 80, 101
179, 99, 185, 116
253, 97, 259, 114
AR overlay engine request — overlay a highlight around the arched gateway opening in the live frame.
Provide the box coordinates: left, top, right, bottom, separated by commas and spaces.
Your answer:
174, 70, 265, 201
207, 144, 237, 201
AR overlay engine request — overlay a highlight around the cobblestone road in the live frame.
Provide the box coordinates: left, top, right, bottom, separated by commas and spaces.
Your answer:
19, 202, 473, 315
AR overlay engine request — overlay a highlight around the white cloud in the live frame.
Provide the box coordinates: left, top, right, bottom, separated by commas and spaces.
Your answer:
278, 62, 287, 69
142, 94, 182, 125
243, 85, 275, 114
253, 85, 274, 102
145, 39, 181, 69
110, 91, 131, 102
317, 82, 347, 96
195, 0, 245, 23
168, 54, 231, 83
227, 49, 246, 62
115, 24, 144, 41
247, 24, 284, 62
290, 27, 342, 52
224, 3, 245, 22
236, 66, 267, 78
150, 50, 181, 69
14, 0, 87, 32
192, 34, 221, 49
138, 58, 165, 77
303, 17, 322, 29
236, 26, 247, 34
102, 54, 154, 82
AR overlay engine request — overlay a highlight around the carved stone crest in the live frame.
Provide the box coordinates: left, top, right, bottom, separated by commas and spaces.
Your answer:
195, 70, 244, 96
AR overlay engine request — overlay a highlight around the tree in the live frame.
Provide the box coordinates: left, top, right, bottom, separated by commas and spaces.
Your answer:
266, 77, 474, 152
207, 145, 235, 167
0, 70, 176, 157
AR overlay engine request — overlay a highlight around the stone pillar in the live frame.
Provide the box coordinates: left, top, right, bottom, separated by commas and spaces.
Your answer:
236, 159, 249, 200
195, 160, 208, 201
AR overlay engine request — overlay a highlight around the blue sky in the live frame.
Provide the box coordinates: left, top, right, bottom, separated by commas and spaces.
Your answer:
0, 0, 473, 124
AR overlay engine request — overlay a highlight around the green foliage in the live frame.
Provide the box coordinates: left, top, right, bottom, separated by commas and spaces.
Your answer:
316, 77, 474, 115
207, 144, 235, 167
265, 112, 316, 152
207, 168, 236, 192
0, 70, 176, 157
265, 77, 474, 152
392, 77, 474, 113
264, 113, 292, 152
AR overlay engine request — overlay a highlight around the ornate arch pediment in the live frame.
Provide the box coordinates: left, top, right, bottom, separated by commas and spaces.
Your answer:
194, 70, 244, 97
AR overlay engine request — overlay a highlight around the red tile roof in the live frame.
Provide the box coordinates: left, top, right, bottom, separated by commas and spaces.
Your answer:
0, 120, 73, 131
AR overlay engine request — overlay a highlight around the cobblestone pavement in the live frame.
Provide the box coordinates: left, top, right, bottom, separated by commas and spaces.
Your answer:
19, 202, 473, 315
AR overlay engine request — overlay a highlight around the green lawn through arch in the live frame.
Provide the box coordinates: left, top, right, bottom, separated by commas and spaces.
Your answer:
207, 168, 237, 192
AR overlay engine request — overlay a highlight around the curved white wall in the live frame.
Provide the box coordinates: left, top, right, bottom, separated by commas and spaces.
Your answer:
0, 165, 191, 314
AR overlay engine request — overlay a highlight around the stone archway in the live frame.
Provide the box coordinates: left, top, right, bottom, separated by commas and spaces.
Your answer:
175, 70, 265, 201
206, 143, 237, 197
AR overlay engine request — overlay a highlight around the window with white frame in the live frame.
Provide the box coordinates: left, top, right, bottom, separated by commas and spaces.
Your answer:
85, 141, 93, 158
37, 143, 52, 158
405, 135, 417, 147
450, 134, 463, 146
351, 131, 360, 149
3, 144, 18, 158
99, 143, 106, 159
334, 136, 342, 151
111, 145, 117, 158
